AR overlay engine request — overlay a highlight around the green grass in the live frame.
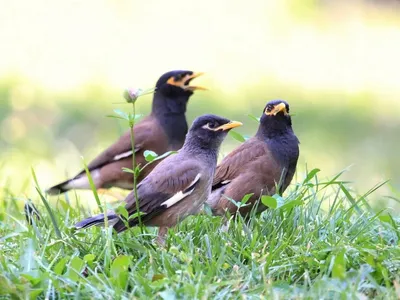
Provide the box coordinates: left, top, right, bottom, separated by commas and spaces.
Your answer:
0, 168, 399, 299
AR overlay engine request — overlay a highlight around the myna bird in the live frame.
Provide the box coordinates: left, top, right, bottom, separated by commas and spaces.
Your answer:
47, 70, 205, 195
74, 114, 242, 243
207, 100, 299, 216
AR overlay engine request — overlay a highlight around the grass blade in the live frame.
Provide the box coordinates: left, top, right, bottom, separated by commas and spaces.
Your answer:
31, 168, 62, 240
81, 159, 103, 214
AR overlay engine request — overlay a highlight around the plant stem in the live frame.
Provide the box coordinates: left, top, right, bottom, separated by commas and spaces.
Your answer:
130, 103, 144, 234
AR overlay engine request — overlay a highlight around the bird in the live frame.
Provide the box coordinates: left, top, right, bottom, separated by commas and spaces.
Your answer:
207, 100, 299, 217
74, 114, 242, 243
46, 70, 205, 195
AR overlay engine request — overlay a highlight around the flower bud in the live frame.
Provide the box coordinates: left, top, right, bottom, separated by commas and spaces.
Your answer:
123, 88, 143, 103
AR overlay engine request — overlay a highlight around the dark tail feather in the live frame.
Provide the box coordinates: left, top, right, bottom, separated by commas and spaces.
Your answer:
46, 179, 72, 195
24, 200, 41, 225
75, 212, 119, 229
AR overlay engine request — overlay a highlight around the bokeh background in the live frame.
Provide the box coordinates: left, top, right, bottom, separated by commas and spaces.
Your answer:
1, 0, 399, 211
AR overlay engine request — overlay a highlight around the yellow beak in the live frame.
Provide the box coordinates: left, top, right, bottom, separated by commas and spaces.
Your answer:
266, 103, 288, 116
166, 72, 207, 91
215, 121, 243, 131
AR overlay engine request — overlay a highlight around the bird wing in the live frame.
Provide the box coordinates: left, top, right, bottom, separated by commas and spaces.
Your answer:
212, 137, 268, 189
209, 138, 287, 216
113, 159, 202, 232
75, 116, 156, 176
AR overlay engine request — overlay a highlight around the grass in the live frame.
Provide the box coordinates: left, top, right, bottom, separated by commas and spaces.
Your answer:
0, 168, 399, 299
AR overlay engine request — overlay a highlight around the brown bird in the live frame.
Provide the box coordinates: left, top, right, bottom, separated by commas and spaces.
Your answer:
74, 114, 242, 243
47, 70, 205, 195
207, 100, 299, 216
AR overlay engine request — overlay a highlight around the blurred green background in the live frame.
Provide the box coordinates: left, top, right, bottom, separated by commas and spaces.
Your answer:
1, 0, 399, 211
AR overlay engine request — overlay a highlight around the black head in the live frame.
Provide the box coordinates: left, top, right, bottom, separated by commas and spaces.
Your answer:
155, 70, 206, 97
152, 70, 206, 116
257, 100, 293, 138
184, 114, 242, 152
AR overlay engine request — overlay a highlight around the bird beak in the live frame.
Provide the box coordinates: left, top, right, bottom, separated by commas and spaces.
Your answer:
266, 103, 288, 116
167, 72, 207, 91
215, 121, 243, 131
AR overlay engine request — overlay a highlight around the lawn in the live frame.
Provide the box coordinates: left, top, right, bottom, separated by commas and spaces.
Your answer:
2, 1, 400, 298
1, 167, 399, 299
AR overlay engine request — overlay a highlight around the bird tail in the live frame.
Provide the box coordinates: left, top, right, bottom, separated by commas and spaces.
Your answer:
46, 171, 100, 195
24, 200, 41, 225
74, 211, 120, 229
46, 179, 72, 195
206, 185, 227, 216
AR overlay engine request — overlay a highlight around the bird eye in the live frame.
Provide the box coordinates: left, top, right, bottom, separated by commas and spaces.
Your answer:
202, 121, 218, 130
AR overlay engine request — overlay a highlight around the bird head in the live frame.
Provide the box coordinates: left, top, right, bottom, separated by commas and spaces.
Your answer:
258, 100, 293, 137
263, 99, 290, 117
156, 70, 206, 96
185, 114, 242, 151
152, 70, 206, 115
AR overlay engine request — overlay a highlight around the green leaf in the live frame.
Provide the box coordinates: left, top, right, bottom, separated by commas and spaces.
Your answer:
122, 167, 135, 174
261, 195, 277, 209
115, 205, 129, 220
66, 257, 85, 282
110, 255, 131, 277
134, 114, 143, 121
83, 254, 96, 270
110, 255, 131, 288
332, 250, 346, 279
379, 215, 391, 223
113, 109, 129, 120
143, 150, 158, 162
29, 289, 43, 300
106, 114, 126, 120
127, 113, 143, 123
128, 211, 147, 220
366, 254, 376, 267
53, 256, 69, 275
247, 114, 260, 123
303, 168, 320, 184
83, 254, 95, 264
241, 193, 254, 205
20, 274, 41, 286
279, 199, 303, 211
224, 195, 248, 209
229, 130, 246, 143
134, 166, 141, 177
377, 262, 390, 287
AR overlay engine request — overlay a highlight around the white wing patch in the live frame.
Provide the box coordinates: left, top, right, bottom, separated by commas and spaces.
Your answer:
221, 180, 231, 185
161, 173, 201, 208
113, 149, 138, 161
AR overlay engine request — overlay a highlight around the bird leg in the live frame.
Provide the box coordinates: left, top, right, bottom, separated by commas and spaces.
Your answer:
219, 215, 231, 233
156, 226, 168, 246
